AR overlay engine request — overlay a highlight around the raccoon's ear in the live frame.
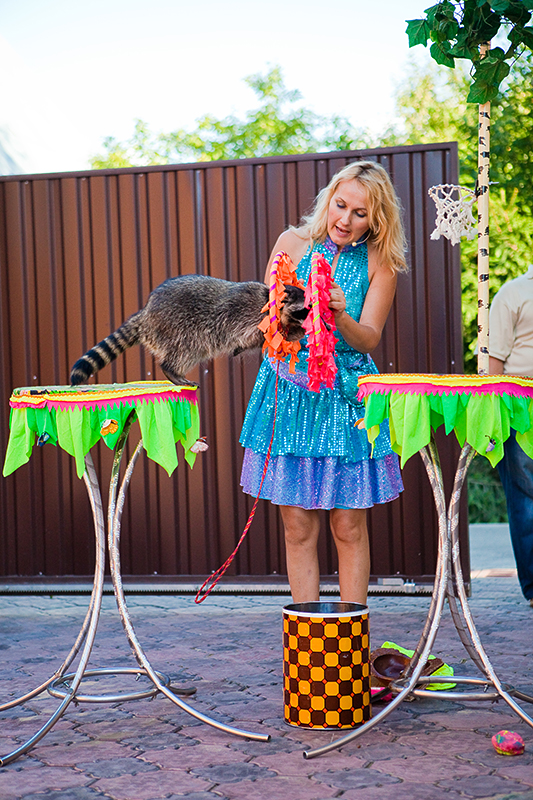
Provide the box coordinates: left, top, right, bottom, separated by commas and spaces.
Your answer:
281, 284, 306, 305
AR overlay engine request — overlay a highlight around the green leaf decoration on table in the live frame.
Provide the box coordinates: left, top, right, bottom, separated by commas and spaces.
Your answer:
3, 384, 201, 479
363, 384, 533, 468
136, 399, 198, 476
3, 409, 36, 477
96, 403, 138, 451
55, 407, 102, 477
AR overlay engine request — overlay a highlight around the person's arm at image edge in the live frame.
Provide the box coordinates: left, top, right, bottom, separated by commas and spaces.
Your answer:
489, 356, 505, 374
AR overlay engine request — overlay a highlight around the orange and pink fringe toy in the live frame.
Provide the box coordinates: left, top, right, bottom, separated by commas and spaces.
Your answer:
196, 249, 337, 602
303, 250, 338, 391
257, 250, 304, 372
258, 249, 338, 389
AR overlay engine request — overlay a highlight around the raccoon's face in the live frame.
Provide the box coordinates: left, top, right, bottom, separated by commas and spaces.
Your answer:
279, 285, 309, 342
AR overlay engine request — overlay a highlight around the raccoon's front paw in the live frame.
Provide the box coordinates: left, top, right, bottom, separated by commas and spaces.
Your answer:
161, 366, 198, 388
173, 377, 199, 388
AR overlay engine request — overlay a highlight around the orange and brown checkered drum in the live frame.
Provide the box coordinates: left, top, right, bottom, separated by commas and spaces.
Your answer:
283, 601, 370, 729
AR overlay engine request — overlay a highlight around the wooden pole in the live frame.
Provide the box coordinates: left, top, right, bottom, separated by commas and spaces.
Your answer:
477, 42, 491, 375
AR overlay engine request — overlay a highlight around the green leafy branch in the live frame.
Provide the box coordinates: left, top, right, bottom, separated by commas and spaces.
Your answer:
406, 1, 533, 102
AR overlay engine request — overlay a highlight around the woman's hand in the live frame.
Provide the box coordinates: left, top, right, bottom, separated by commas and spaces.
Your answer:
329, 282, 347, 316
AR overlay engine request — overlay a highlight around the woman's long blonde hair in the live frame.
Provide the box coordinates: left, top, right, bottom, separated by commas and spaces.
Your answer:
296, 161, 408, 273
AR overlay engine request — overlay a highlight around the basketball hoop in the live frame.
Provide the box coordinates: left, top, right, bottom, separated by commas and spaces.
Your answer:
428, 184, 477, 246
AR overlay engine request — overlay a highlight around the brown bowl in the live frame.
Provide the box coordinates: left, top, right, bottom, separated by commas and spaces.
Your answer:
370, 647, 445, 688
372, 652, 411, 685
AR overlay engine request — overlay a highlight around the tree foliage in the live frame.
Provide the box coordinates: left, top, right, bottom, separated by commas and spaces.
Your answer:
455, 61, 533, 373
386, 56, 533, 372
461, 188, 533, 370
90, 67, 371, 169
406, 0, 533, 103
404, 5, 533, 371
90, 120, 168, 169
384, 53, 533, 210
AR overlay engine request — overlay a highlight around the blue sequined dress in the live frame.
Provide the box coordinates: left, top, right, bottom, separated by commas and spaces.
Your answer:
239, 236, 403, 509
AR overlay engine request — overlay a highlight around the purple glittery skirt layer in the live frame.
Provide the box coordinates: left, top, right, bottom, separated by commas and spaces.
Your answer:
241, 449, 403, 510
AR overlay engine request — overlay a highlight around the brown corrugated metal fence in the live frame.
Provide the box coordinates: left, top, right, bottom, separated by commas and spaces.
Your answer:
0, 143, 467, 583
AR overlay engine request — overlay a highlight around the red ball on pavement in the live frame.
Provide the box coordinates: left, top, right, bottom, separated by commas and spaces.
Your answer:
491, 730, 525, 756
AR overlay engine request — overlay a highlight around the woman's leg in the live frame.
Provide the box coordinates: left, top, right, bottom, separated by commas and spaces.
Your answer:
329, 508, 370, 604
280, 505, 321, 603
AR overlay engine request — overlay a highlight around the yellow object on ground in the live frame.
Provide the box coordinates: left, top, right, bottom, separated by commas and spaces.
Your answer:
381, 641, 456, 691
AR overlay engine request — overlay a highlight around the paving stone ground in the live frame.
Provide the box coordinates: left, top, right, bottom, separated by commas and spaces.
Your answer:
1, 577, 533, 800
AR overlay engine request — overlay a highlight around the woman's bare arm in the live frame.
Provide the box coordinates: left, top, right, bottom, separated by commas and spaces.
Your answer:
329, 245, 397, 353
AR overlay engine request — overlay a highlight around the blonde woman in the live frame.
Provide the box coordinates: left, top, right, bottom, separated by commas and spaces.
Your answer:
240, 161, 407, 604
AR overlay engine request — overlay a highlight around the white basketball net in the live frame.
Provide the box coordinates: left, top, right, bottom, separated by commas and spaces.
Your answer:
428, 184, 477, 246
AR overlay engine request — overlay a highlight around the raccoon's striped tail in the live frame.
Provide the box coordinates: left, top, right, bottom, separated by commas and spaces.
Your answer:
70, 312, 143, 385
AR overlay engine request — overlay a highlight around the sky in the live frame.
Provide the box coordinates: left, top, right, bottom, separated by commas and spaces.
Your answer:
0, 0, 431, 175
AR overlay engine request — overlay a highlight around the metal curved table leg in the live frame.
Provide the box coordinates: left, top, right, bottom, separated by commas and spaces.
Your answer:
445, 444, 487, 673
304, 419, 533, 759
304, 441, 452, 759
304, 437, 533, 759
417, 442, 533, 723
401, 439, 448, 679
403, 441, 490, 684
106, 423, 270, 743
0, 440, 117, 713
512, 689, 533, 705
421, 441, 483, 673
0, 454, 106, 765
0, 582, 98, 712
447, 445, 533, 726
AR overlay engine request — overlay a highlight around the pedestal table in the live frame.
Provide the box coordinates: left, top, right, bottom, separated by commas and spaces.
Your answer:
1, 381, 269, 765
305, 373, 533, 759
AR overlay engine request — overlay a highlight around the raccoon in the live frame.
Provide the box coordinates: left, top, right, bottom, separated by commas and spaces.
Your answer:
70, 274, 308, 386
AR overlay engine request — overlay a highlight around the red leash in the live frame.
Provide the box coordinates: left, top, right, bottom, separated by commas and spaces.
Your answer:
195, 362, 280, 603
